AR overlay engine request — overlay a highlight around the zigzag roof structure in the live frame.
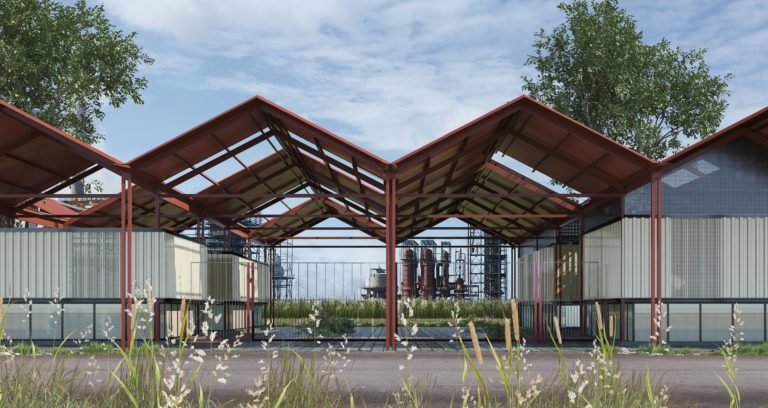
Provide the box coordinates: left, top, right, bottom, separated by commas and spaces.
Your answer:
2, 95, 766, 245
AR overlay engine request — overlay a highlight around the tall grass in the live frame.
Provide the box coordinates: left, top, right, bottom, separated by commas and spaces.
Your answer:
272, 298, 512, 322
0, 292, 757, 408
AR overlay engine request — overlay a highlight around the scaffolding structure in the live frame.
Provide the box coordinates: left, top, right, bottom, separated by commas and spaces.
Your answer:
467, 228, 508, 299
271, 240, 295, 300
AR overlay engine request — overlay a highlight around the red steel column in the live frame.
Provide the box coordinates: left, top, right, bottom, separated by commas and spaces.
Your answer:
127, 175, 133, 348
650, 176, 656, 342
385, 170, 397, 350
656, 176, 663, 346
120, 176, 127, 350
154, 191, 161, 228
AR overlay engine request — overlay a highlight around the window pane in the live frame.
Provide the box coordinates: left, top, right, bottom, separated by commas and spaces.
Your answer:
132, 304, 152, 341
702, 304, 731, 342
738, 304, 764, 342
63, 304, 94, 341
634, 304, 650, 342
5, 304, 30, 341
668, 304, 699, 342
31, 304, 61, 340
95, 304, 120, 340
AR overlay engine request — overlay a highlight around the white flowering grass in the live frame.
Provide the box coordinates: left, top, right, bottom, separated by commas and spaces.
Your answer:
718, 304, 743, 408
546, 302, 669, 408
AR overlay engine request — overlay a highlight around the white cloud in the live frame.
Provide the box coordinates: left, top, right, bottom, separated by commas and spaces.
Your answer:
103, 0, 560, 156
103, 0, 768, 160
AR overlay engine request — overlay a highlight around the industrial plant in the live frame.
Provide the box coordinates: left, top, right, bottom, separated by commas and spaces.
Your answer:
0, 95, 766, 349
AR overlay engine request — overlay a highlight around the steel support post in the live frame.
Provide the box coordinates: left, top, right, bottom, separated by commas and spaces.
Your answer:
385, 173, 397, 351
578, 211, 586, 337
120, 176, 126, 350
650, 174, 656, 344
127, 176, 133, 347
268, 246, 276, 325
119, 175, 133, 350
154, 300, 161, 342
154, 191, 161, 228
655, 175, 663, 346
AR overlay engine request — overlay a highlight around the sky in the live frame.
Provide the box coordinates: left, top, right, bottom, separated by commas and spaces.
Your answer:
73, 0, 768, 277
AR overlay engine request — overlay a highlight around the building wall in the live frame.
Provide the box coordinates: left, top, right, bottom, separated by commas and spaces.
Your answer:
254, 261, 271, 303
583, 221, 622, 299
557, 245, 580, 301
0, 229, 208, 300
518, 245, 578, 301
207, 253, 272, 303
622, 217, 768, 299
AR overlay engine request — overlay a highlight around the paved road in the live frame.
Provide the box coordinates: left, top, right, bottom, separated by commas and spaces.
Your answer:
8, 349, 768, 407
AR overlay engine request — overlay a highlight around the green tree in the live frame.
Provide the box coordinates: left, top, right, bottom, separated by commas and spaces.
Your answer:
0, 0, 153, 145
522, 0, 731, 160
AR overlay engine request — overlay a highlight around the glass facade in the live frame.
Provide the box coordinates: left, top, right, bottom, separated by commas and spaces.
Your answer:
739, 304, 765, 342
625, 138, 768, 217
63, 304, 94, 341
4, 305, 30, 341
629, 302, 767, 343
633, 304, 651, 342
701, 304, 732, 342
668, 304, 699, 342
95, 304, 121, 340
31, 304, 60, 340
0, 300, 258, 342
583, 199, 621, 232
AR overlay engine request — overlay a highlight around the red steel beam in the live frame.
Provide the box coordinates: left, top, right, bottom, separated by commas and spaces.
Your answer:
166, 130, 274, 187
428, 214, 571, 219
482, 161, 578, 212
507, 128, 624, 191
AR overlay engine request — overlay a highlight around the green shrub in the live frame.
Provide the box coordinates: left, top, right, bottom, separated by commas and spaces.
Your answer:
317, 315, 356, 338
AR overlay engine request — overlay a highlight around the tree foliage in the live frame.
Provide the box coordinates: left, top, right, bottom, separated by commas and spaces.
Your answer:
0, 0, 153, 144
523, 0, 731, 160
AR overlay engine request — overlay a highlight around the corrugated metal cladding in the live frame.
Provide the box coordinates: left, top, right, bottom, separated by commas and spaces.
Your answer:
206, 253, 271, 303
0, 229, 208, 300
557, 245, 580, 300
614, 217, 768, 299
517, 245, 578, 301
583, 221, 622, 299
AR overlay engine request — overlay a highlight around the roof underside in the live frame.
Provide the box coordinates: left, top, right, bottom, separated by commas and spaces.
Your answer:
5, 95, 765, 245
0, 101, 124, 215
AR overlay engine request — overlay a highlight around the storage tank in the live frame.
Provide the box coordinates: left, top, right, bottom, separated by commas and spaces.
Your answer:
400, 240, 419, 298
420, 248, 436, 299
454, 276, 466, 299
440, 250, 451, 297
362, 267, 386, 299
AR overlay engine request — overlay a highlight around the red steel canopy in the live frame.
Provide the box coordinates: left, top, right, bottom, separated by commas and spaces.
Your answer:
0, 100, 125, 220
4, 95, 767, 246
